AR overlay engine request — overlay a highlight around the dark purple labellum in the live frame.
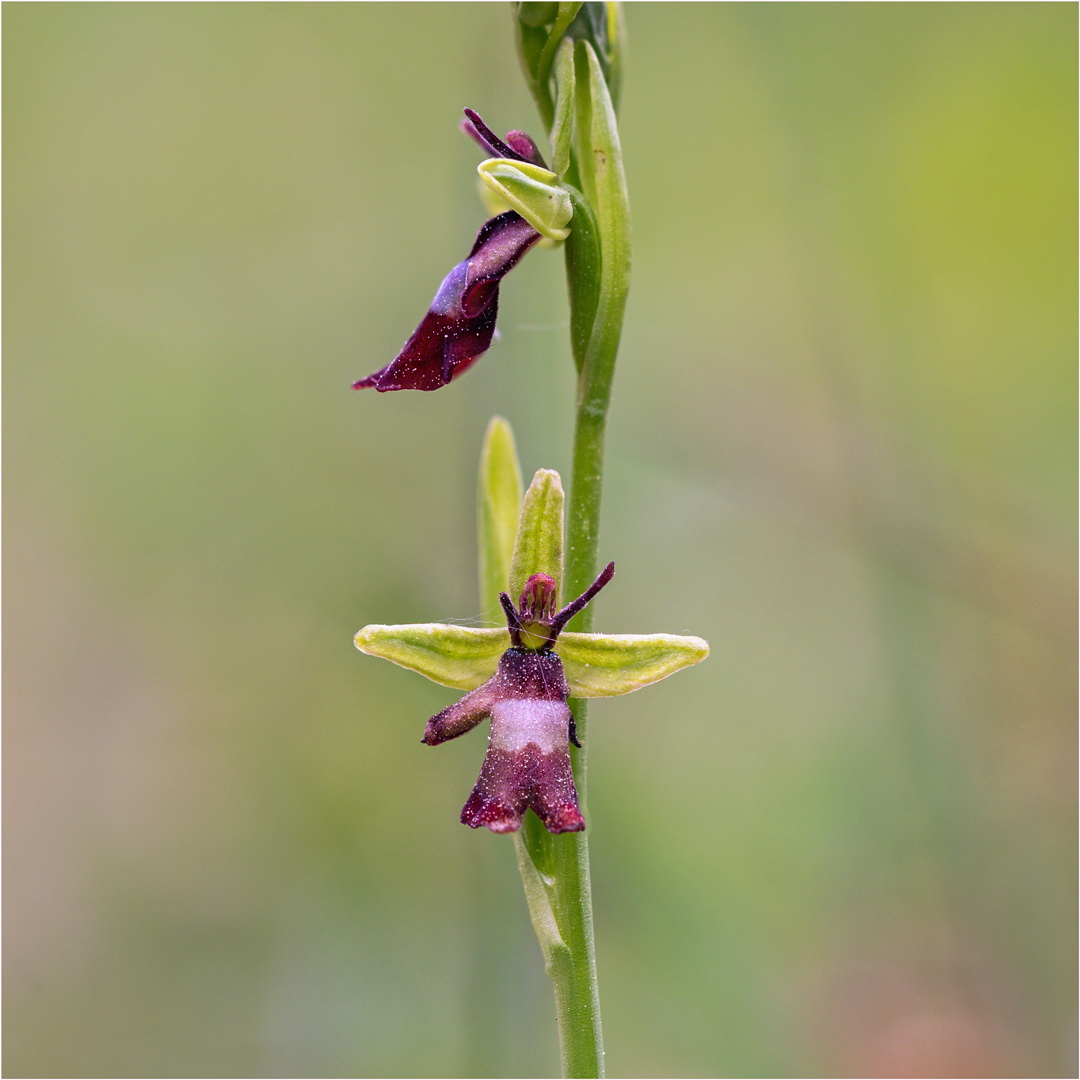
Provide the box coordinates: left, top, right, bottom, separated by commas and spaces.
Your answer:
463, 743, 582, 834
425, 648, 583, 833
353, 211, 540, 392
421, 563, 615, 834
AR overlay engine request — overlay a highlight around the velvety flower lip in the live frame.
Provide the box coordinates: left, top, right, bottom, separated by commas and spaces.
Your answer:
352, 210, 540, 391
425, 647, 583, 833
419, 562, 616, 834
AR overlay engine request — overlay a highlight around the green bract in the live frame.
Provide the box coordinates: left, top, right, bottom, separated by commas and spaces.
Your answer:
514, 1, 584, 130
477, 159, 573, 242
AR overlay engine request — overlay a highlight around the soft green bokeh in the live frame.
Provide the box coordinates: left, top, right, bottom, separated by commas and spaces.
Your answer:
5, 4, 1075, 1077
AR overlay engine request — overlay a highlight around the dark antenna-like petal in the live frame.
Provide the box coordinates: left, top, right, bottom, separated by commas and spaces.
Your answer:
463, 108, 532, 164
499, 591, 523, 646
551, 561, 616, 637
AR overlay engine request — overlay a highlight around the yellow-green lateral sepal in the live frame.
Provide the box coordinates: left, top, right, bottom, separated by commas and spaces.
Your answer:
354, 624, 509, 690
557, 632, 710, 698
477, 159, 572, 242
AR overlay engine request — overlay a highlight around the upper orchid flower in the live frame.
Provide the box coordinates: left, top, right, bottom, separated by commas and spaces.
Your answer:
354, 420, 709, 834
353, 110, 572, 393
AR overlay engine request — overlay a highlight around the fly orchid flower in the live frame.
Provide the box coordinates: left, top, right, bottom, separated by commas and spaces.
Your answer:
421, 563, 615, 833
353, 110, 571, 393
354, 423, 709, 834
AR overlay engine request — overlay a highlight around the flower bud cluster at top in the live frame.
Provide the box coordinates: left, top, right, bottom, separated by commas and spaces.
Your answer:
514, 1, 624, 128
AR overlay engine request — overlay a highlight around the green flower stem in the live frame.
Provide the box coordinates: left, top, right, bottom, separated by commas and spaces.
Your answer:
517, 39, 630, 1080
532, 831, 604, 1077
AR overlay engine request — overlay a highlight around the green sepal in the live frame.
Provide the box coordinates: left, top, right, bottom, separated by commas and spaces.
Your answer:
354, 624, 508, 690
549, 37, 575, 177
509, 469, 565, 606
558, 632, 710, 698
477, 417, 523, 624
477, 159, 572, 242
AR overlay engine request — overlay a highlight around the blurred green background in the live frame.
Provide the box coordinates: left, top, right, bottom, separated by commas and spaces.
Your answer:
5, 4, 1075, 1077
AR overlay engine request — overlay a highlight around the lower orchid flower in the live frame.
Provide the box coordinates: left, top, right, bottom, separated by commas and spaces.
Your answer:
422, 564, 614, 833
354, 424, 709, 834
353, 109, 572, 393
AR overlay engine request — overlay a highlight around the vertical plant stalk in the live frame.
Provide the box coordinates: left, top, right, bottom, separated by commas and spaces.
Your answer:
510, 33, 631, 1080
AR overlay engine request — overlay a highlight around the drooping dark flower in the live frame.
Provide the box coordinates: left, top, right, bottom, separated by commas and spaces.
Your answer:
421, 563, 615, 833
353, 109, 567, 393
353, 211, 540, 392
